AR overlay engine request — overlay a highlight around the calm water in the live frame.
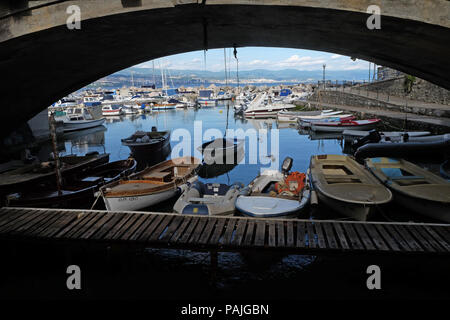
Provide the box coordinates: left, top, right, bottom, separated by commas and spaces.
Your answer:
3, 102, 447, 299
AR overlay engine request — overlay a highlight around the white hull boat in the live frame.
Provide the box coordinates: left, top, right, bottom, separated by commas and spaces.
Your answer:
343, 130, 431, 142
62, 118, 106, 132
311, 119, 381, 132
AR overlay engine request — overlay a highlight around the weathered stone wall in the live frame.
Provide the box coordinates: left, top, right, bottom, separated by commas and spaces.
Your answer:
360, 77, 450, 105
309, 90, 450, 118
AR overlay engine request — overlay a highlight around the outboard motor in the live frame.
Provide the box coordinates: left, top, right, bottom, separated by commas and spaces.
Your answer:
351, 129, 382, 149
281, 157, 293, 175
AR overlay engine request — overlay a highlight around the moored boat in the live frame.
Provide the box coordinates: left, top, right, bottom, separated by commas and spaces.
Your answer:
309, 154, 392, 220
198, 137, 244, 165
6, 158, 137, 208
102, 104, 123, 116
121, 127, 170, 157
343, 129, 431, 142
277, 109, 333, 122
173, 181, 241, 216
235, 157, 311, 218
365, 157, 450, 222
100, 156, 201, 211
311, 119, 381, 132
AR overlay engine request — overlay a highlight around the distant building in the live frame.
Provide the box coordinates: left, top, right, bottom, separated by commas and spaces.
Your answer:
377, 66, 404, 81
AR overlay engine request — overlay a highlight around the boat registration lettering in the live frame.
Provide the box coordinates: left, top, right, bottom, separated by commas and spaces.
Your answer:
118, 197, 138, 201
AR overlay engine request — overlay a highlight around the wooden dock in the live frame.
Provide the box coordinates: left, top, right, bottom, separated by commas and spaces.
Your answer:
0, 207, 449, 255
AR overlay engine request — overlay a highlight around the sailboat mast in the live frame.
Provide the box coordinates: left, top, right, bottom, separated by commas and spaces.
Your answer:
224, 48, 228, 87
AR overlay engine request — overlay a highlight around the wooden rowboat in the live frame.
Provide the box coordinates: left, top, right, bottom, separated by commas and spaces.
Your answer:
309, 154, 392, 221
311, 119, 381, 132
101, 156, 201, 211
365, 157, 450, 223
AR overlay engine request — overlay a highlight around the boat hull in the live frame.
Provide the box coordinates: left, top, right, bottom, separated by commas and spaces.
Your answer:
103, 187, 180, 211
236, 196, 305, 218
311, 122, 378, 132
62, 118, 106, 132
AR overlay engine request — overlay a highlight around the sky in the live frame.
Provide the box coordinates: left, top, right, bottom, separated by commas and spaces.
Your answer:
135, 47, 371, 71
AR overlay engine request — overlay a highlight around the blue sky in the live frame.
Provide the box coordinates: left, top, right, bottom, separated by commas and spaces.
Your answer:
135, 47, 371, 71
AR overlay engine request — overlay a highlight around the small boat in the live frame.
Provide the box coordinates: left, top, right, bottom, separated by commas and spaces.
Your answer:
121, 127, 170, 157
277, 109, 333, 122
309, 154, 392, 220
440, 160, 450, 180
311, 119, 381, 132
235, 157, 311, 218
102, 104, 123, 116
354, 133, 450, 162
100, 156, 201, 211
173, 181, 241, 216
53, 105, 106, 132
6, 158, 137, 208
244, 93, 296, 118
343, 129, 431, 142
299, 115, 355, 128
198, 138, 244, 165
0, 152, 110, 195
365, 157, 450, 222
198, 90, 217, 107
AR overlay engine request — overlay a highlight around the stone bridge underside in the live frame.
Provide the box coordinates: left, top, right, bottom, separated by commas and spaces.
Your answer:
0, 0, 449, 136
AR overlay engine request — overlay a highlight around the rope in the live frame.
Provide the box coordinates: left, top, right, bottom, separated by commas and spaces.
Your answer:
90, 188, 103, 210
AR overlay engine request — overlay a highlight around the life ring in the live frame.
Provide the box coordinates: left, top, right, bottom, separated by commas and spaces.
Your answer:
275, 171, 305, 196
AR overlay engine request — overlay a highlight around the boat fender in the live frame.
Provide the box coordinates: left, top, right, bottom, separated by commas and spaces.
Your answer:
310, 190, 318, 206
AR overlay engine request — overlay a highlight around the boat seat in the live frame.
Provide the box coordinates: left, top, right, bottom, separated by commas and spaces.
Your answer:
390, 175, 424, 180
81, 176, 103, 183
189, 197, 217, 204
142, 171, 172, 182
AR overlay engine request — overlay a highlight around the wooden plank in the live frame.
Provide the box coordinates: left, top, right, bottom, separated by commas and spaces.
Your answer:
433, 226, 450, 243
353, 223, 376, 250
147, 215, 175, 242
128, 214, 157, 241
373, 224, 401, 252
306, 222, 316, 248
119, 214, 150, 241
296, 221, 306, 248
231, 219, 247, 246
341, 223, 364, 250
268, 221, 276, 248
198, 218, 217, 245
314, 222, 327, 249
134, 214, 165, 242
254, 220, 266, 247
333, 223, 349, 250
169, 216, 192, 243
406, 225, 437, 253
91, 212, 130, 240
286, 221, 294, 247
178, 217, 199, 243
79, 212, 115, 240
243, 220, 255, 247
9, 210, 57, 235
159, 215, 184, 242
16, 210, 62, 235
393, 225, 423, 252
39, 212, 79, 238
55, 211, 97, 238
276, 221, 285, 247
208, 218, 226, 245
220, 219, 236, 245
363, 224, 389, 251
69, 212, 107, 239
0, 208, 34, 229
382, 224, 412, 252
27, 211, 74, 237
189, 217, 208, 244
423, 226, 450, 252
0, 210, 42, 233
322, 222, 338, 249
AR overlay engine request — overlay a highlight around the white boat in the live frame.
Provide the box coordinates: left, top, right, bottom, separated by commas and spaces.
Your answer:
122, 106, 138, 114
101, 156, 201, 211
298, 114, 354, 128
102, 105, 123, 116
54, 105, 106, 132
244, 93, 296, 118
173, 181, 241, 216
277, 109, 334, 122
235, 157, 311, 218
311, 119, 381, 132
343, 130, 431, 142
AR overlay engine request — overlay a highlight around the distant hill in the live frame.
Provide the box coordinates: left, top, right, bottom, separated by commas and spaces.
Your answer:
113, 67, 370, 82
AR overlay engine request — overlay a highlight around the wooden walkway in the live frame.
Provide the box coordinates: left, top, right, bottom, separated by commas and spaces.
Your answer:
0, 207, 449, 255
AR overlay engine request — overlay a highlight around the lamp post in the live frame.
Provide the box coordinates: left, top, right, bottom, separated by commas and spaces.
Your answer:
322, 64, 326, 90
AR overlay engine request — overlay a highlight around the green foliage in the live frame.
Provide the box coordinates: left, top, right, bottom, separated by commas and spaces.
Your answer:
404, 75, 416, 93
